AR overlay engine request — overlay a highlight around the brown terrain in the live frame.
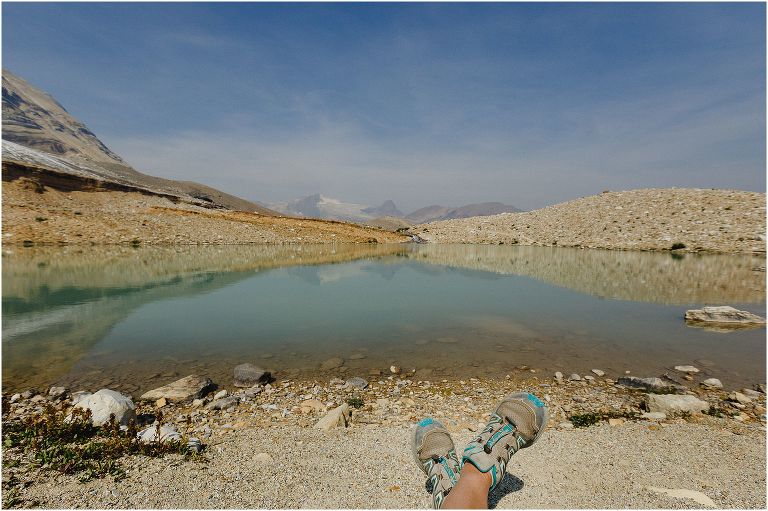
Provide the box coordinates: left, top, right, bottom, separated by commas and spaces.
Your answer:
1, 176, 408, 245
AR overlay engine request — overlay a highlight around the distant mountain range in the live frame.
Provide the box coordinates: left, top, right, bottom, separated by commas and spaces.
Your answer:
268, 194, 522, 224
3, 69, 521, 225
2, 70, 275, 214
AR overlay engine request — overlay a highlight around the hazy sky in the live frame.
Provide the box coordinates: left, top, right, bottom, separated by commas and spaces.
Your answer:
3, 2, 765, 212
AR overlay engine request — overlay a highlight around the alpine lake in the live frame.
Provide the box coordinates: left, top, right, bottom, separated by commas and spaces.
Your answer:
3, 243, 765, 395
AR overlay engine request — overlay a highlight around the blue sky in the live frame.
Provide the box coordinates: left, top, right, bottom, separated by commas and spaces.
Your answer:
3, 2, 765, 211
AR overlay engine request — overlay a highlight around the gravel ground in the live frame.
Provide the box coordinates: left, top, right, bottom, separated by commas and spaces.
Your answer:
12, 421, 765, 509
416, 188, 766, 254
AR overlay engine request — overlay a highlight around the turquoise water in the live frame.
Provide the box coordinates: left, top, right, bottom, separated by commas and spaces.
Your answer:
2, 244, 765, 393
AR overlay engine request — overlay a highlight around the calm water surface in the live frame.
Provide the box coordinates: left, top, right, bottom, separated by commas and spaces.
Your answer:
2, 244, 765, 393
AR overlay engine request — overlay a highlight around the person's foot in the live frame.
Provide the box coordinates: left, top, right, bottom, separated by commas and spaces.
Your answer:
461, 392, 548, 489
411, 418, 461, 509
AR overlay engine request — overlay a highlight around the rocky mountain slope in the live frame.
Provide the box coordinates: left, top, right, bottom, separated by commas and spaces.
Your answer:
268, 194, 405, 223
270, 194, 522, 225
2, 70, 274, 214
415, 188, 766, 254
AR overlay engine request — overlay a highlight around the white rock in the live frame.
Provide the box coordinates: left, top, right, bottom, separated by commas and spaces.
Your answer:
569, 374, 581, 381
641, 412, 667, 420
315, 404, 350, 431
138, 425, 181, 444
140, 375, 216, 402
70, 391, 91, 406
646, 394, 708, 414
213, 390, 228, 400
591, 369, 605, 377
75, 389, 136, 426
583, 375, 595, 381
700, 378, 723, 389
684, 306, 766, 329
554, 371, 563, 381
191, 398, 205, 408
10, 393, 21, 403
674, 365, 699, 373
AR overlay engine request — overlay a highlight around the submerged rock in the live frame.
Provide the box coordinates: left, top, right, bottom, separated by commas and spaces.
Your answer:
700, 378, 723, 389
141, 375, 217, 402
685, 306, 766, 330
674, 365, 699, 373
75, 389, 136, 426
234, 364, 272, 387
646, 394, 708, 414
319, 358, 344, 371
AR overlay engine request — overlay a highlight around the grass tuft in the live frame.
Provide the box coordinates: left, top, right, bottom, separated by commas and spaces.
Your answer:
2, 404, 205, 495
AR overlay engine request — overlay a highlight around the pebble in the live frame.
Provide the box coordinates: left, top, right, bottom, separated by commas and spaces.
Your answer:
569, 374, 581, 381
155, 397, 167, 408
345, 377, 369, 390
214, 390, 228, 400
701, 378, 723, 389
390, 366, 401, 375
554, 371, 564, 381
674, 365, 700, 373
591, 369, 605, 377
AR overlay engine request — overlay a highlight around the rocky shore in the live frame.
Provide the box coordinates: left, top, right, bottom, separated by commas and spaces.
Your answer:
3, 363, 765, 508
415, 188, 766, 254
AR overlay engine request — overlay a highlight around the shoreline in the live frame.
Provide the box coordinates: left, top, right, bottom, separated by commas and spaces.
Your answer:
3, 371, 766, 508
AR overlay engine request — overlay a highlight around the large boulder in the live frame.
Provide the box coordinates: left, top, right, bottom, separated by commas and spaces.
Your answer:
685, 306, 766, 330
233, 364, 271, 387
140, 375, 216, 402
74, 389, 136, 426
646, 394, 708, 414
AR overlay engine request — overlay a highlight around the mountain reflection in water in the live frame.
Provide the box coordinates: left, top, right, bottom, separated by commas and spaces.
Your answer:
3, 244, 765, 393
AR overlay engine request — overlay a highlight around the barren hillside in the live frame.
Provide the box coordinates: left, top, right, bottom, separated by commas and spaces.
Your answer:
415, 189, 766, 254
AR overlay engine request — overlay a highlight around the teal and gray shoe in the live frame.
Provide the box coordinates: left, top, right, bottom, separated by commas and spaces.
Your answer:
462, 392, 548, 489
411, 418, 461, 509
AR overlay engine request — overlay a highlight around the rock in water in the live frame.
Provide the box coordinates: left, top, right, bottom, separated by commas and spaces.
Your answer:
233, 364, 271, 387
646, 394, 708, 414
319, 358, 344, 371
591, 369, 605, 377
138, 425, 181, 444
315, 404, 350, 431
700, 378, 723, 389
141, 375, 217, 402
685, 306, 766, 330
75, 389, 136, 426
569, 374, 581, 381
674, 365, 699, 373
